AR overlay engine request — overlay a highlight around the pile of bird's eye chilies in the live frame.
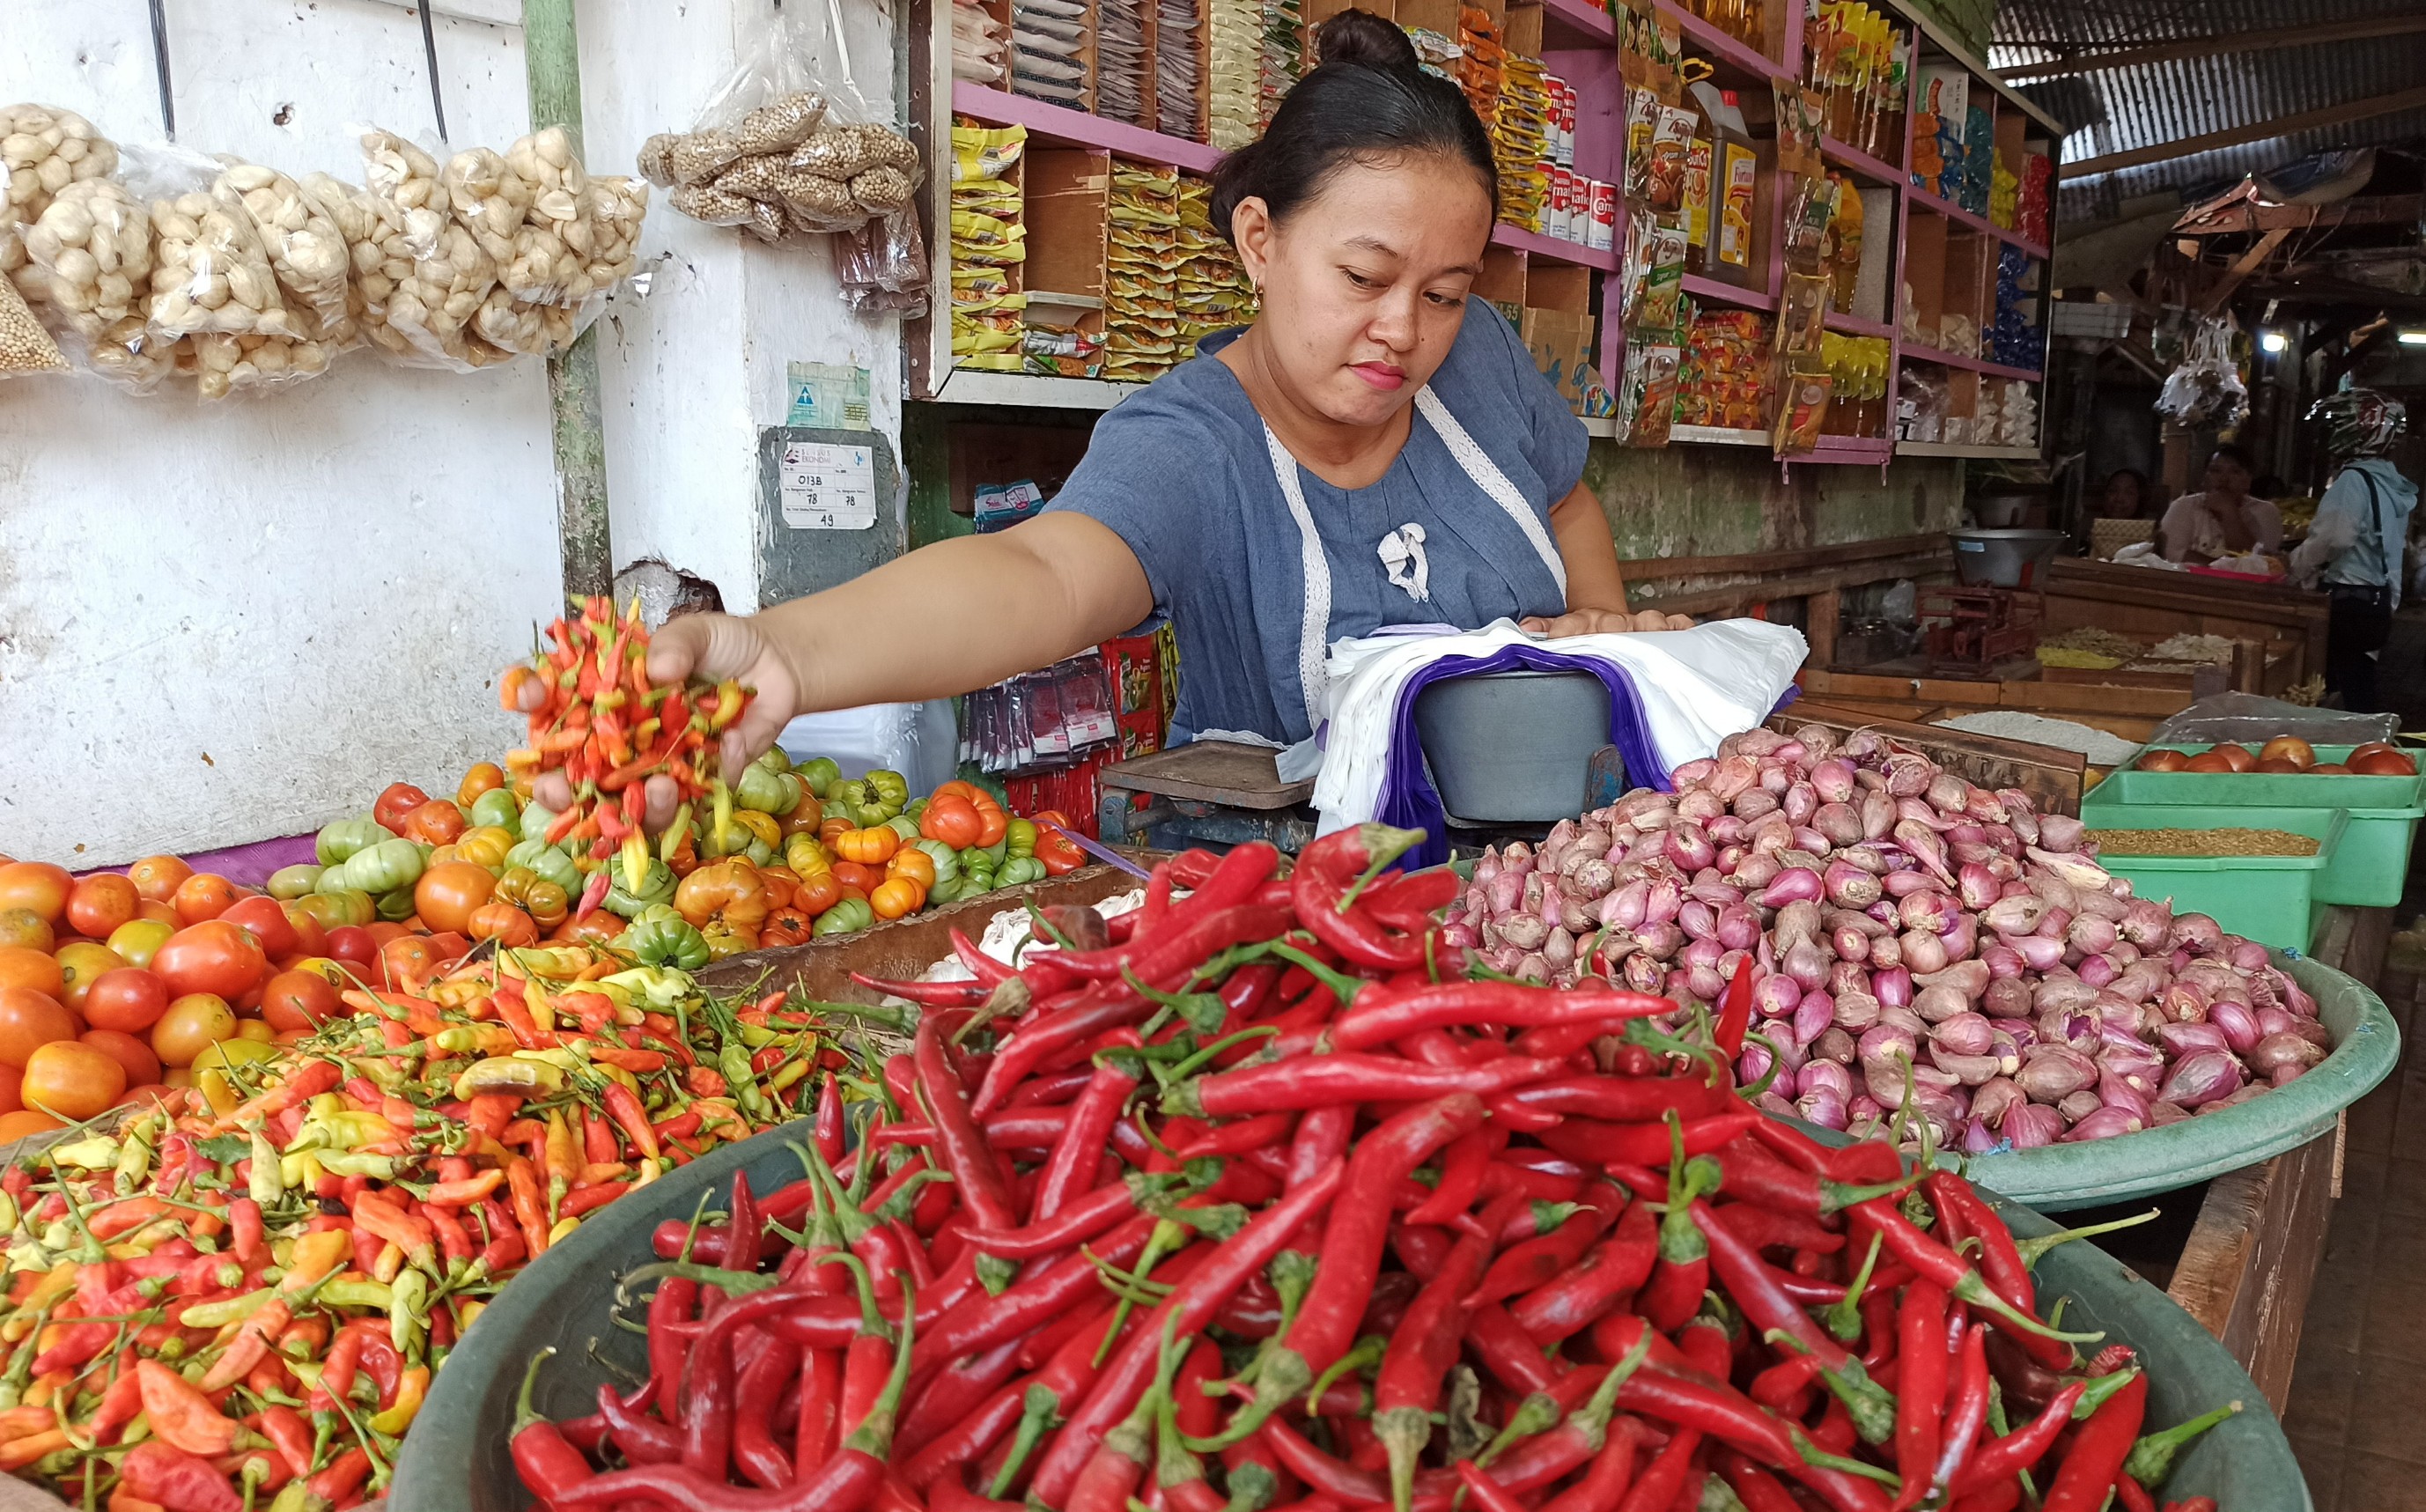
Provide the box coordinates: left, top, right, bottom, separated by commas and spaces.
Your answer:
512, 828, 2235, 1512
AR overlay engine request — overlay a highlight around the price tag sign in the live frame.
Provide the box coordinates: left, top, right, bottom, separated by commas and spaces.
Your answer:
778, 441, 877, 530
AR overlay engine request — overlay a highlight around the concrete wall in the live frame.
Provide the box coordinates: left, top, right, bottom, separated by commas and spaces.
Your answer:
1588, 444, 1965, 564
0, 0, 903, 867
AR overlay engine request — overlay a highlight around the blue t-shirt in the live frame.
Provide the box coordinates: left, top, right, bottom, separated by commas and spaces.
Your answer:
1045, 298, 1589, 745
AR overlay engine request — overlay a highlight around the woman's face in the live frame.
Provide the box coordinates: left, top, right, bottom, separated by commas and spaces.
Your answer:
1230, 152, 1495, 427
2205, 455, 2252, 498
2100, 475, 2142, 516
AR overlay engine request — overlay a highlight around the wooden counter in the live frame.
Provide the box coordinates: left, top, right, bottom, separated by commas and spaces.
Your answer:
2154, 904, 2385, 1411
2041, 557, 2329, 694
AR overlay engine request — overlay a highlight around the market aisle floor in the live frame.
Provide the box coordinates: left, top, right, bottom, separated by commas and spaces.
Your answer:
2283, 961, 2425, 1508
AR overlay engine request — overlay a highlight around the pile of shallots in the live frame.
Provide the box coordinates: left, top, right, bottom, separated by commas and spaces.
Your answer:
1446, 723, 2334, 1152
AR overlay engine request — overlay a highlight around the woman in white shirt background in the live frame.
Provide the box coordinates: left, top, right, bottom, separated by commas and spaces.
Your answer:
2289, 389, 2416, 711
2158, 442, 2285, 564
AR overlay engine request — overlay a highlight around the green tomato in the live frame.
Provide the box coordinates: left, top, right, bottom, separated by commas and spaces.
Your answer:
623, 905, 710, 970
505, 839, 581, 895
1004, 819, 1038, 860
374, 888, 420, 923
755, 748, 793, 775
996, 856, 1046, 887
316, 817, 387, 867
796, 756, 842, 799
961, 865, 997, 896
976, 837, 1009, 868
520, 801, 561, 845
267, 865, 324, 901
343, 837, 426, 896
735, 763, 803, 816
295, 889, 375, 930
927, 876, 966, 906
884, 814, 924, 845
468, 788, 522, 833
866, 771, 910, 809
603, 858, 677, 919
813, 897, 874, 937
911, 838, 961, 887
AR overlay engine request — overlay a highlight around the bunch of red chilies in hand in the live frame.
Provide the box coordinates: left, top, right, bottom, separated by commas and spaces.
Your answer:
510, 827, 2236, 1512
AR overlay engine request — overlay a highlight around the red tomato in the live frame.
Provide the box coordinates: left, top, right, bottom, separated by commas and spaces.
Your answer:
0, 864, 71, 926
279, 902, 328, 961
379, 936, 440, 993
260, 970, 340, 1034
0, 989, 77, 1069
64, 874, 141, 940
53, 943, 123, 1014
219, 896, 299, 963
171, 874, 240, 925
402, 800, 467, 845
84, 970, 169, 1034
374, 783, 432, 834
78, 1029, 162, 1092
125, 856, 194, 904
323, 926, 377, 972
151, 920, 269, 1001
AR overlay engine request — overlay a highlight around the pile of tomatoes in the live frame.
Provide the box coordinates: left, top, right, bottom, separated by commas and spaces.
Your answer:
2132, 737, 2418, 776
0, 855, 354, 1142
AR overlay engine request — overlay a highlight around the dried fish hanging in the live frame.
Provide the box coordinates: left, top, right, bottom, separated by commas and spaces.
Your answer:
1011, 0, 1091, 107
1158, 0, 1206, 141
1175, 173, 1255, 346
949, 121, 1029, 371
1096, 0, 1151, 126
1208, 0, 1261, 149
1494, 53, 1549, 232
1104, 161, 1183, 380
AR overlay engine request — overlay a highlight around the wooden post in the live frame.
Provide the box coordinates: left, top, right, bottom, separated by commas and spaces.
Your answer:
524, 0, 615, 601
2232, 638, 2264, 693
2162, 422, 2193, 501
1806, 588, 1841, 669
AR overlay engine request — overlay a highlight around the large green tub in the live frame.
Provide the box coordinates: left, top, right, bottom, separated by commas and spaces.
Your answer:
396, 1126, 2308, 1511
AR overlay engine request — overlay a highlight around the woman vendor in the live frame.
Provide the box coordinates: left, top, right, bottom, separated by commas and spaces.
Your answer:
527, 11, 1687, 819
2157, 443, 2283, 564
2290, 389, 2415, 710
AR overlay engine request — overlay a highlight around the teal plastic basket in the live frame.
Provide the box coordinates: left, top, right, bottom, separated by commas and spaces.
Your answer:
2083, 804, 2346, 952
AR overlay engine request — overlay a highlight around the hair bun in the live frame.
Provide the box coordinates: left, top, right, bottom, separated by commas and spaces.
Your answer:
1312, 9, 1423, 75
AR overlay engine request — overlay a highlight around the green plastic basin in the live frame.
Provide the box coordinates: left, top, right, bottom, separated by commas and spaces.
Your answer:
1963, 955, 2398, 1211
2082, 805, 2346, 952
2090, 747, 2425, 909
400, 1125, 2311, 1511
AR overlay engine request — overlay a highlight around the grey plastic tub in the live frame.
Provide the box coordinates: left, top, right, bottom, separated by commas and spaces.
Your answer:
1949, 527, 2067, 587
1414, 669, 1611, 823
400, 1122, 2308, 1511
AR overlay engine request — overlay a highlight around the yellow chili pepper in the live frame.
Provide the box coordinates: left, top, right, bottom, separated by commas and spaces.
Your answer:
367, 1365, 429, 1435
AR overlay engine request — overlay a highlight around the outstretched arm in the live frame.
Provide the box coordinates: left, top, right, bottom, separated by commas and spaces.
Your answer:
1520, 482, 1693, 635
520, 513, 1153, 823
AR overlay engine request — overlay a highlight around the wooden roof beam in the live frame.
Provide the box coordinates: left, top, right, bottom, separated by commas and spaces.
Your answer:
2068, 86, 2426, 180
1998, 15, 2426, 80
2175, 194, 2426, 236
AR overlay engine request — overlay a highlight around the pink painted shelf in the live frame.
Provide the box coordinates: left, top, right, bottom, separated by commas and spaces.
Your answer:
1654, 1, 1781, 83
1899, 342, 2043, 382
1492, 223, 1619, 271
1903, 186, 2052, 259
1824, 308, 1897, 339
1819, 136, 1903, 186
1538, 0, 1619, 47
950, 83, 1224, 173
1681, 273, 1778, 313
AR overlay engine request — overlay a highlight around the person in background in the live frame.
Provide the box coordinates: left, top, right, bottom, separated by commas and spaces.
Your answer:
2095, 467, 2150, 520
2290, 390, 2415, 711
2158, 443, 2283, 564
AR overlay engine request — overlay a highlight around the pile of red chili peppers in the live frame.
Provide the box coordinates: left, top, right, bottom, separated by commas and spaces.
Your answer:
512, 827, 2240, 1512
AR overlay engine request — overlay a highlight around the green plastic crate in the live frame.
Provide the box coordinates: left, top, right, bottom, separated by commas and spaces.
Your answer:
2090, 744, 2423, 908
2080, 804, 2347, 952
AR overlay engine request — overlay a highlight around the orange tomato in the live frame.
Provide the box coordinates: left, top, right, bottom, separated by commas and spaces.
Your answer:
466, 903, 540, 948
869, 877, 925, 920
151, 921, 268, 1001
137, 900, 179, 926
219, 896, 299, 962
151, 993, 237, 1069
52, 943, 124, 1013
0, 911, 53, 955
933, 780, 984, 805
259, 970, 339, 1034
762, 906, 815, 946
64, 874, 141, 940
279, 903, 328, 961
887, 848, 938, 889
0, 988, 77, 1068
378, 935, 441, 994
78, 1029, 161, 1093
0, 863, 71, 926
552, 912, 624, 946
402, 800, 468, 845
794, 871, 843, 917
83, 969, 169, 1034
0, 948, 63, 1002
972, 795, 1008, 849
0, 1110, 62, 1143
819, 816, 853, 849
829, 861, 882, 896
833, 827, 900, 866
106, 918, 173, 970
458, 763, 506, 806
171, 874, 241, 926
20, 1041, 125, 1122
413, 862, 498, 936
756, 867, 800, 911
919, 796, 984, 850
125, 855, 194, 904
0, 1064, 18, 1114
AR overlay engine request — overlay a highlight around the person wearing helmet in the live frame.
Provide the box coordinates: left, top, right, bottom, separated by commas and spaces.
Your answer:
2290, 388, 2415, 710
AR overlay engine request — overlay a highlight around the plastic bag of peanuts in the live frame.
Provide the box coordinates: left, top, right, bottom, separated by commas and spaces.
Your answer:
145, 173, 303, 341
24, 179, 151, 345
354, 126, 510, 371
3, 104, 118, 229
222, 158, 351, 332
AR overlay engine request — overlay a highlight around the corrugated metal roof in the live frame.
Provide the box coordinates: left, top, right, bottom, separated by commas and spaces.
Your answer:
1989, 0, 2426, 220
